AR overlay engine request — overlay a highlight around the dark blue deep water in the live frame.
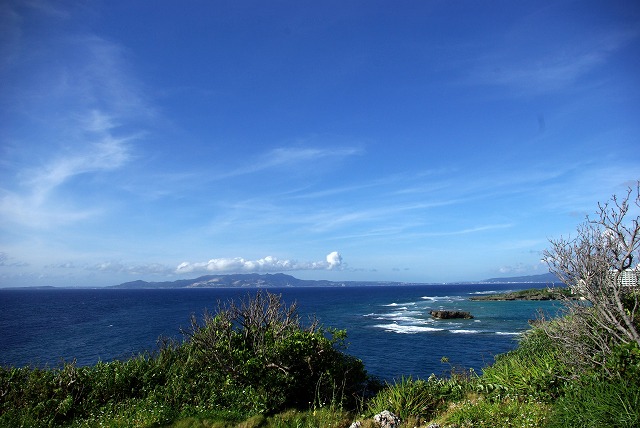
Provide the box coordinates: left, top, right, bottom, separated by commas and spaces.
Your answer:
0, 284, 560, 380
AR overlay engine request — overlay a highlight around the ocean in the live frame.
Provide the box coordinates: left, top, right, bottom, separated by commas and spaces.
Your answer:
0, 283, 561, 381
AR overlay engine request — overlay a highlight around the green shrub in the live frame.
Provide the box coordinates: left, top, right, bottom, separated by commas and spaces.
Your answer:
0, 362, 94, 427
604, 340, 640, 377
174, 291, 370, 414
0, 356, 167, 427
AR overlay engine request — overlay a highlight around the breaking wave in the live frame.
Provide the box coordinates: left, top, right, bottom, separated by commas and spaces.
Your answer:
373, 323, 445, 334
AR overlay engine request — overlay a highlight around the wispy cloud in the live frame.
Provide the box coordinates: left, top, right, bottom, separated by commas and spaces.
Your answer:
362, 223, 514, 242
436, 224, 513, 236
0, 251, 29, 267
467, 28, 638, 94
0, 5, 149, 229
0, 112, 137, 228
23, 0, 71, 19
262, 147, 360, 168
211, 146, 362, 180
28, 129, 133, 201
302, 199, 462, 233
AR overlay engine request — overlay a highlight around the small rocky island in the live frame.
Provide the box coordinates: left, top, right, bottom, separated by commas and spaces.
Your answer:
469, 287, 573, 301
430, 310, 473, 319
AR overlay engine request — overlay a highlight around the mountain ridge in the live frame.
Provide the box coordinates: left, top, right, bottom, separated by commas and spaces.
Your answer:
108, 272, 563, 289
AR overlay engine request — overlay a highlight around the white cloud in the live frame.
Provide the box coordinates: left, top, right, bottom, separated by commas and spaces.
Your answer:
326, 251, 343, 268
176, 252, 344, 275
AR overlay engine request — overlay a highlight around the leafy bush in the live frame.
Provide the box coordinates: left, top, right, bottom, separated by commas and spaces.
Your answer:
604, 341, 640, 377
171, 291, 370, 414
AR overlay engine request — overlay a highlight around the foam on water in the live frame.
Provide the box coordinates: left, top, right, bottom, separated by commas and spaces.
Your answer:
373, 323, 445, 334
383, 302, 417, 307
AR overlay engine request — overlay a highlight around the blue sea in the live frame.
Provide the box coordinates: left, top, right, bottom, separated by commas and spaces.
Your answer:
0, 284, 561, 381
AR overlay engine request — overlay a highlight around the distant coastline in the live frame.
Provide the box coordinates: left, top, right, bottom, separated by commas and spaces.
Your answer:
469, 286, 572, 301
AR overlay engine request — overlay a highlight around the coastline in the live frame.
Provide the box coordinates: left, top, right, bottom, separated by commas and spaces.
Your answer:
469, 287, 573, 301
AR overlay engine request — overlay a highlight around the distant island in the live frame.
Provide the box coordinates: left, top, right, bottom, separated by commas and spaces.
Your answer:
109, 273, 406, 289
108, 272, 563, 289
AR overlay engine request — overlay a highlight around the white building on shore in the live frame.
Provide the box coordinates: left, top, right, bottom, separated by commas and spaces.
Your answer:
615, 267, 640, 288
571, 266, 639, 294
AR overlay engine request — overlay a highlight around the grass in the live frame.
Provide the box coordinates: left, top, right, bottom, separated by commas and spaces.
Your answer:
432, 395, 551, 428
545, 374, 640, 428
476, 328, 568, 401
366, 375, 467, 421
160, 408, 353, 428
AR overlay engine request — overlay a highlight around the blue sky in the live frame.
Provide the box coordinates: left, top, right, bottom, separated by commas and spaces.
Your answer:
1, 0, 639, 287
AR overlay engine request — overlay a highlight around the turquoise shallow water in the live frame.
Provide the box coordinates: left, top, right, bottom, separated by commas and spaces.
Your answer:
0, 283, 561, 380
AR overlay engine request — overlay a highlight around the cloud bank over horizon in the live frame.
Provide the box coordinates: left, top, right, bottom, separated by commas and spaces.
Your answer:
175, 252, 344, 275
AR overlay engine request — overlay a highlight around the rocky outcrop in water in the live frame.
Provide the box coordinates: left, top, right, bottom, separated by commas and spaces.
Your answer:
429, 310, 473, 319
